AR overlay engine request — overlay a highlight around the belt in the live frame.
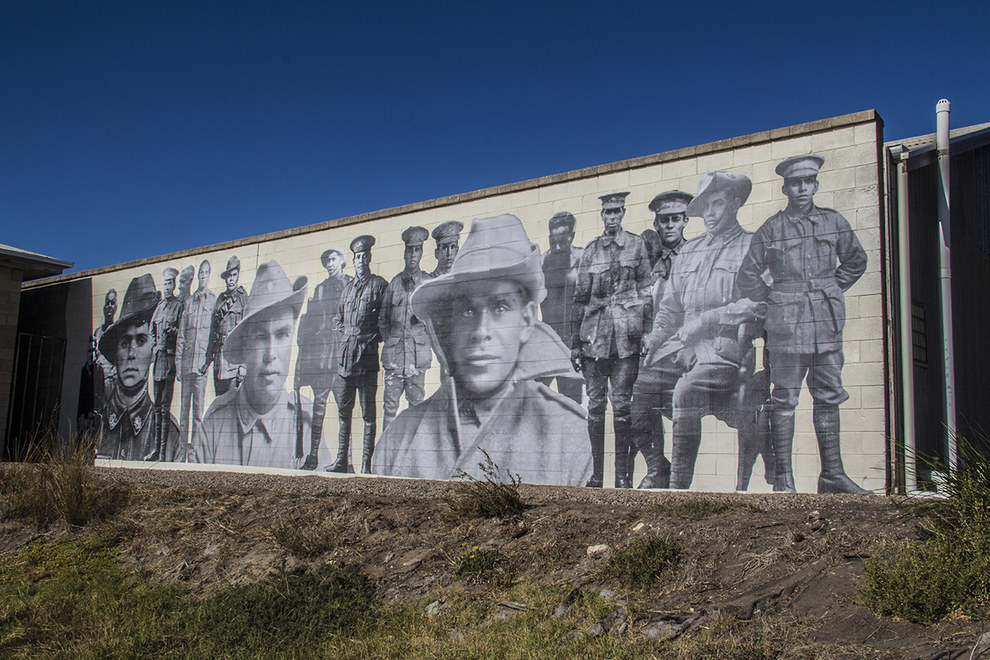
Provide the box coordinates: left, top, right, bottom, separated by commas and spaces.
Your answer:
773, 277, 836, 293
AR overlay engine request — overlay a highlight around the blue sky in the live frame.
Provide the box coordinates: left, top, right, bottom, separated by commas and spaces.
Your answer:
3, 0, 988, 273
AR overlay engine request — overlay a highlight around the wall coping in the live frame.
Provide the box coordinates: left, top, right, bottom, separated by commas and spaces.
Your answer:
25, 109, 879, 289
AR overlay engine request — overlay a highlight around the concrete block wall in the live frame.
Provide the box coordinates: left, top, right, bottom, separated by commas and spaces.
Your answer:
29, 111, 887, 493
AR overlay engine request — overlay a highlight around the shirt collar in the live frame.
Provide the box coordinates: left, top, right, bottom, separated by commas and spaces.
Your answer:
105, 384, 152, 435
599, 229, 628, 248
702, 221, 744, 246
235, 386, 289, 439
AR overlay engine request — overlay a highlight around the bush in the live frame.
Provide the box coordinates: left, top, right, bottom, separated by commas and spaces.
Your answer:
861, 438, 990, 623
599, 534, 682, 590
444, 451, 526, 520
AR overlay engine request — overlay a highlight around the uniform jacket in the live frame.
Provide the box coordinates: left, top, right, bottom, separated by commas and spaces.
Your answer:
540, 245, 584, 348
647, 223, 764, 368
176, 287, 216, 377
204, 286, 248, 379
151, 295, 183, 381
335, 273, 388, 377
372, 379, 591, 486
649, 238, 684, 322
295, 273, 352, 387
737, 205, 867, 354
195, 387, 314, 469
93, 324, 116, 389
379, 270, 433, 376
572, 230, 653, 359
97, 384, 180, 461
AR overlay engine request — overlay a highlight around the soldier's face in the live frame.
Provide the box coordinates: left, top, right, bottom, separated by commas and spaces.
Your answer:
699, 191, 738, 235
436, 240, 458, 269
226, 268, 239, 291
404, 244, 423, 271
548, 226, 575, 253
103, 291, 117, 322
198, 263, 211, 290
242, 307, 295, 413
654, 212, 689, 248
324, 253, 343, 277
353, 249, 371, 278
114, 322, 152, 388
446, 279, 535, 398
163, 275, 176, 297
782, 175, 819, 209
601, 202, 625, 236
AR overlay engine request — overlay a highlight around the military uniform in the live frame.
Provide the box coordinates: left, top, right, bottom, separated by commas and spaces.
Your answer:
150, 291, 183, 460
195, 387, 316, 469
204, 256, 248, 396
541, 244, 584, 402
379, 268, 432, 427
332, 238, 388, 473
572, 223, 653, 487
97, 383, 180, 461
176, 285, 216, 449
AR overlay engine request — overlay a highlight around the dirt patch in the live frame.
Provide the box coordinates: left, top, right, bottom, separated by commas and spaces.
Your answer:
2, 466, 988, 656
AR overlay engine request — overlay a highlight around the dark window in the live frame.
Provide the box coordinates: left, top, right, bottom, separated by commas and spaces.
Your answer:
912, 302, 928, 366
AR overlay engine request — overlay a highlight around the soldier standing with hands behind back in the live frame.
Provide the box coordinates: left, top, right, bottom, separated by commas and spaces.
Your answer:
201, 256, 248, 396
572, 192, 653, 488
737, 155, 869, 494
147, 267, 183, 461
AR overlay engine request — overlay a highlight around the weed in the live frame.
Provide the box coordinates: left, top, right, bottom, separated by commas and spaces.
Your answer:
444, 450, 526, 520
267, 517, 341, 558
599, 534, 682, 590
455, 546, 506, 578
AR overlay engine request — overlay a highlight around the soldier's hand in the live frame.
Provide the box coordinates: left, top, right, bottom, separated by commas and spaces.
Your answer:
677, 317, 704, 345
570, 348, 584, 373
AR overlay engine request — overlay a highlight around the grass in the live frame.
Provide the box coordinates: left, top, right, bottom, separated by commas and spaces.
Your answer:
267, 517, 342, 558
860, 438, 990, 623
599, 534, 682, 591
444, 450, 526, 520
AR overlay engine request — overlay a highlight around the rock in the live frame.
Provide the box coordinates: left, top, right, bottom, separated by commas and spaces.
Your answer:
586, 622, 606, 637
587, 543, 611, 558
641, 620, 681, 641
599, 588, 615, 599
632, 522, 645, 532
424, 599, 446, 616
554, 587, 580, 619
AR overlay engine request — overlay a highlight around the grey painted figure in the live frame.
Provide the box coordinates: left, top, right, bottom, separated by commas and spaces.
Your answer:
92, 288, 118, 407
147, 267, 183, 461
96, 274, 179, 461
373, 214, 592, 487
629, 190, 693, 489
330, 235, 388, 474
175, 260, 216, 454
379, 226, 433, 429
539, 211, 584, 403
428, 221, 463, 278
201, 255, 248, 396
195, 261, 312, 469
571, 192, 653, 488
177, 265, 195, 302
643, 171, 768, 490
737, 155, 869, 494
294, 247, 352, 470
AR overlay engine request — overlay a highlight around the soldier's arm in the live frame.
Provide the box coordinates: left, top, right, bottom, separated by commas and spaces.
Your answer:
378, 281, 394, 341
569, 248, 593, 349
834, 214, 868, 291
737, 226, 772, 302
645, 273, 684, 357
175, 301, 187, 377
202, 300, 222, 371
634, 240, 654, 337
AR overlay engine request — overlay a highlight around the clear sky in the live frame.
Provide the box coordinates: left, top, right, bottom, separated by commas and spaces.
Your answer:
3, 0, 988, 273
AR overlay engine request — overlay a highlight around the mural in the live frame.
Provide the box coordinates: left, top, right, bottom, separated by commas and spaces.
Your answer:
76, 152, 875, 493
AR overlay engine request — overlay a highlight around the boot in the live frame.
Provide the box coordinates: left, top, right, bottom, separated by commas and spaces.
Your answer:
814, 404, 871, 494
586, 417, 605, 488
145, 408, 164, 461
326, 418, 352, 473
301, 423, 321, 471
669, 410, 702, 489
636, 434, 671, 489
614, 435, 633, 488
735, 409, 763, 491
758, 406, 777, 487
361, 424, 376, 474
770, 409, 796, 493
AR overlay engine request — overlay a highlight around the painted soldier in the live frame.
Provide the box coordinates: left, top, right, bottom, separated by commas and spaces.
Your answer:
96, 274, 179, 461
175, 259, 216, 452
147, 266, 183, 461
571, 192, 653, 488
330, 235, 388, 474
643, 171, 767, 490
429, 220, 464, 278
628, 190, 693, 488
373, 214, 591, 486
540, 211, 584, 403
196, 261, 313, 469
177, 265, 195, 302
201, 255, 248, 396
737, 155, 869, 494
379, 226, 433, 429
92, 288, 118, 406
294, 247, 352, 470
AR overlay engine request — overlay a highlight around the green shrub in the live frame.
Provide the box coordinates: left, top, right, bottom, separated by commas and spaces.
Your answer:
444, 451, 526, 520
599, 534, 682, 590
